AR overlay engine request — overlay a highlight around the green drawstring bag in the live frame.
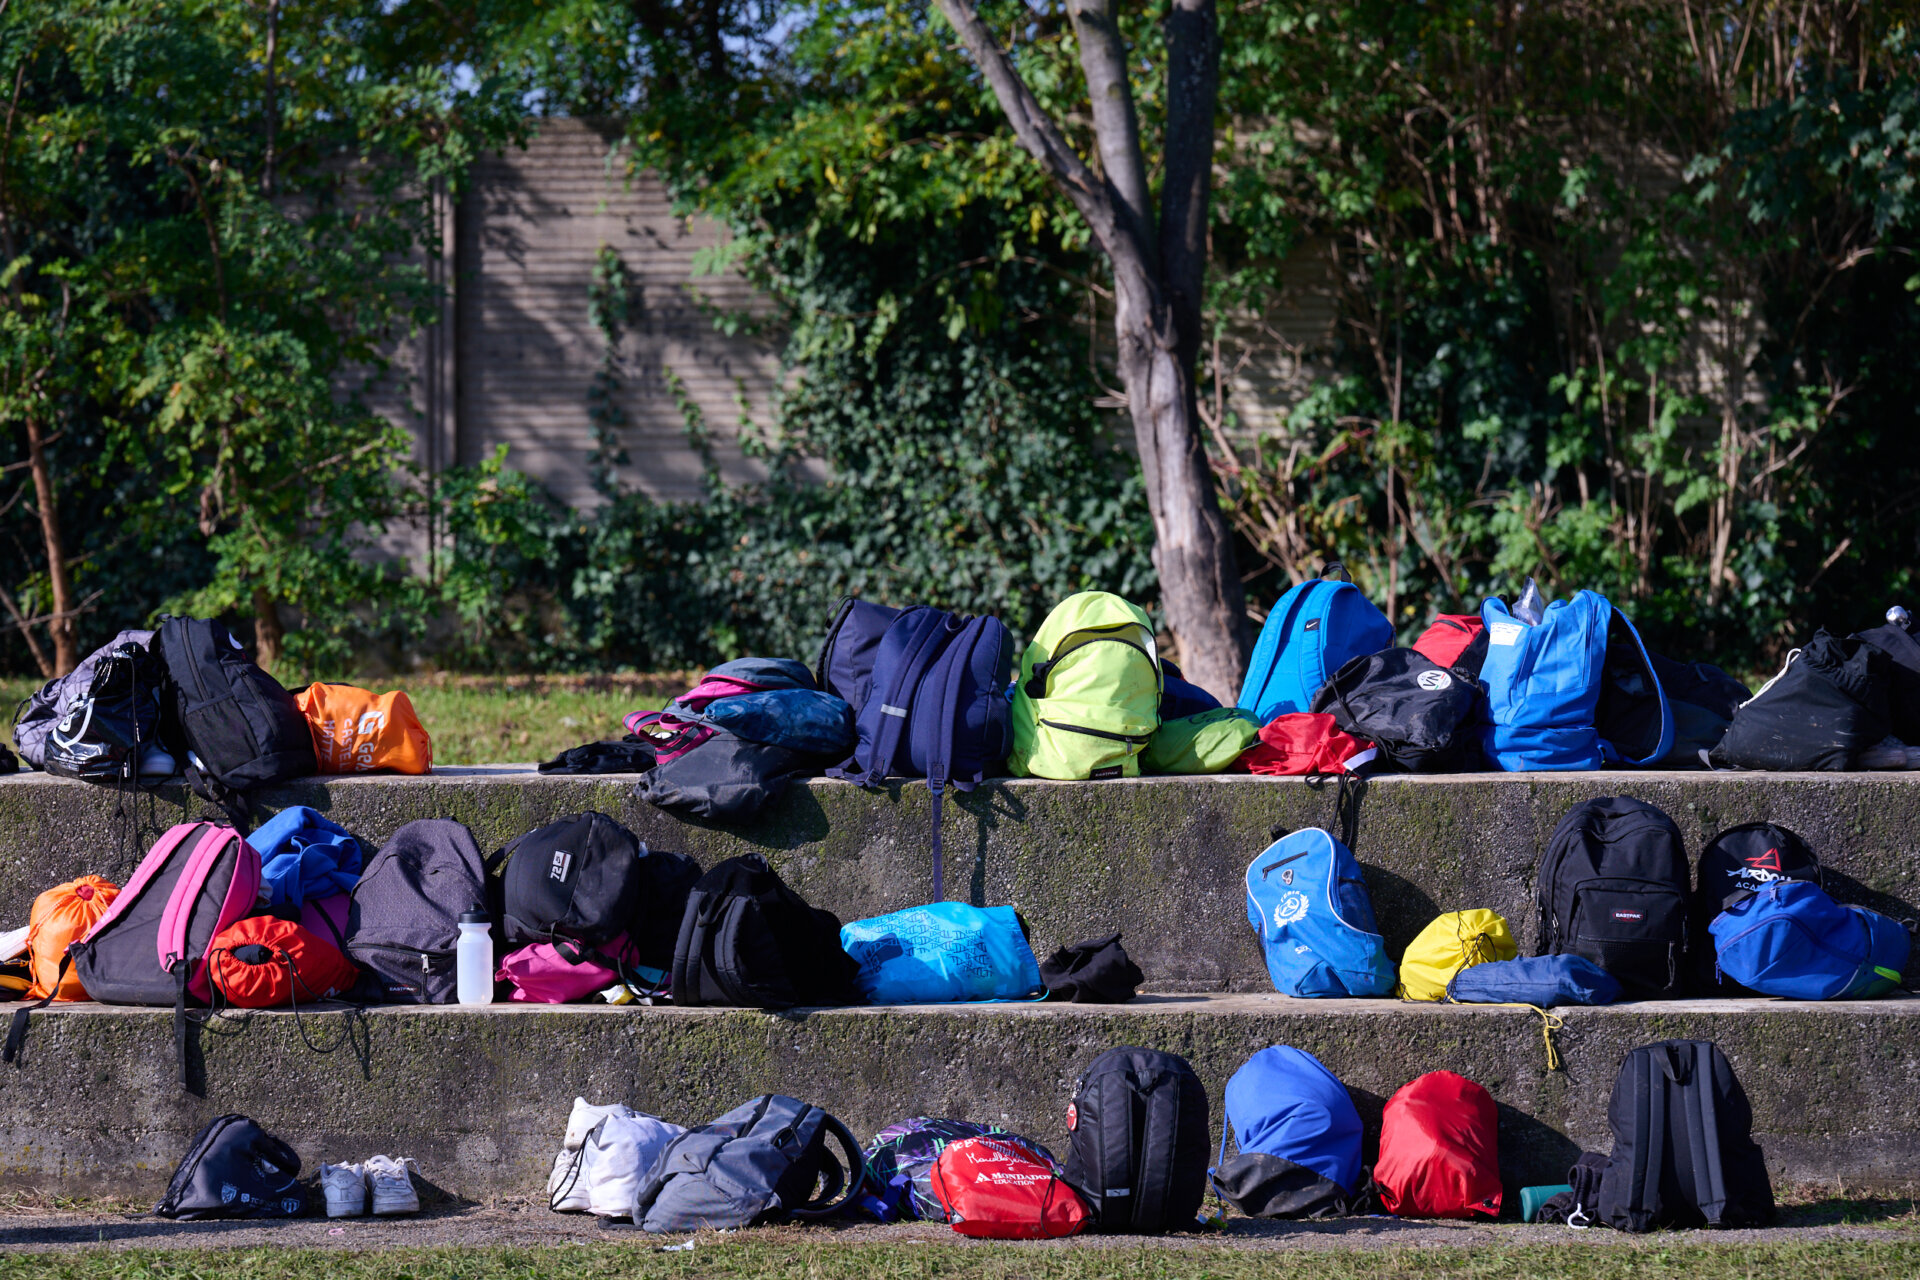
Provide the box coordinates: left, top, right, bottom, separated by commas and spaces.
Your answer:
1143, 706, 1261, 775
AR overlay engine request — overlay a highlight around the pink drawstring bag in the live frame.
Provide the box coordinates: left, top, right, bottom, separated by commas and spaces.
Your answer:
497, 934, 652, 1003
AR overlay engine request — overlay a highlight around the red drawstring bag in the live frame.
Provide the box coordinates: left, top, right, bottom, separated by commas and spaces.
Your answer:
205, 916, 358, 1009
1232, 713, 1377, 776
1412, 615, 1487, 672
931, 1136, 1090, 1239
1374, 1070, 1502, 1219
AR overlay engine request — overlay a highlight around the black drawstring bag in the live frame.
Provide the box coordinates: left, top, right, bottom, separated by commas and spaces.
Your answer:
42, 640, 164, 783
155, 1114, 307, 1220
1039, 933, 1143, 1003
538, 737, 658, 775
1709, 631, 1890, 771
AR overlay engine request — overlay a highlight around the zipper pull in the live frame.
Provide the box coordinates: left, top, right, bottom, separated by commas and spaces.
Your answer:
421, 953, 431, 973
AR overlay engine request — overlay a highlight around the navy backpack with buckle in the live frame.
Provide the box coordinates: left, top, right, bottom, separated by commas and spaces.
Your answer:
816, 598, 1014, 898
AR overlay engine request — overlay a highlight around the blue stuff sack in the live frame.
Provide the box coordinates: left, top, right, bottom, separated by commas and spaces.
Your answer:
1243, 829, 1395, 998
1446, 955, 1623, 1007
1215, 1046, 1363, 1213
1238, 565, 1393, 723
248, 804, 361, 909
840, 903, 1043, 1004
691, 688, 855, 757
1710, 880, 1910, 1000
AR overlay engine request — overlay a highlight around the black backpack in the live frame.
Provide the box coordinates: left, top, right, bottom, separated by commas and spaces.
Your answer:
155, 616, 316, 823
1596, 1040, 1774, 1231
347, 819, 490, 1003
1310, 647, 1480, 772
1061, 1046, 1210, 1234
498, 812, 643, 950
669, 853, 860, 1009
155, 1114, 306, 1220
1536, 797, 1690, 998
1691, 822, 1823, 994
1709, 630, 1890, 771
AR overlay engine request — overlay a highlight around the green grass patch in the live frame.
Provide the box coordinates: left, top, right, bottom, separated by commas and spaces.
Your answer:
5, 1239, 1920, 1280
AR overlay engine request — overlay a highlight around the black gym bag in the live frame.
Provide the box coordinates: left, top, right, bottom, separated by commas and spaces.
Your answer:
155, 1114, 307, 1219
1310, 647, 1480, 773
669, 853, 861, 1008
1709, 630, 1890, 771
155, 616, 316, 825
1691, 822, 1823, 994
1536, 797, 1691, 998
1061, 1046, 1210, 1234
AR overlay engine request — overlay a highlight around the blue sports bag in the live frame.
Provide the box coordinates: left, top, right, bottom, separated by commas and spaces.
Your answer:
1244, 829, 1395, 998
1446, 955, 1623, 1007
840, 903, 1043, 1004
1710, 880, 1909, 1000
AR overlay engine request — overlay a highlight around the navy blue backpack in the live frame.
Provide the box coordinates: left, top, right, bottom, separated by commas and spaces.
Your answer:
816, 599, 1014, 898
1238, 562, 1394, 723
1211, 1045, 1362, 1219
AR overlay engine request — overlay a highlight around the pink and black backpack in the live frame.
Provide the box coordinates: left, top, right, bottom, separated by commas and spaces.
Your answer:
5, 822, 261, 1087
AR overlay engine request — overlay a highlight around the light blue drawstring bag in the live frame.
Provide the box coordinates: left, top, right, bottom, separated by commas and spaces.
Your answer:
840, 903, 1044, 1004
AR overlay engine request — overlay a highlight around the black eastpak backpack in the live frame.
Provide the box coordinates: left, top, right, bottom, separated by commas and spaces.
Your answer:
669, 853, 860, 1008
155, 616, 316, 823
1536, 797, 1690, 998
1061, 1046, 1210, 1234
1595, 1040, 1774, 1231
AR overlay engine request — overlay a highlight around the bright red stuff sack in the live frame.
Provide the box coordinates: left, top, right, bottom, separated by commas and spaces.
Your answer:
931, 1135, 1090, 1239
1232, 712, 1376, 776
205, 916, 358, 1009
1374, 1070, 1503, 1219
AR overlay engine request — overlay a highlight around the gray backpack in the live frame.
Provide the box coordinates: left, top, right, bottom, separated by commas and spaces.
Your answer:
13, 629, 154, 768
346, 820, 488, 1003
627, 1095, 865, 1231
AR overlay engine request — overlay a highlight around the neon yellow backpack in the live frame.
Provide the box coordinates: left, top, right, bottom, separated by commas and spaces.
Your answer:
1397, 909, 1517, 1001
1009, 592, 1163, 779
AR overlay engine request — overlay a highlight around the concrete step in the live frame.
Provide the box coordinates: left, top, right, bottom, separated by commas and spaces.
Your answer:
4, 768, 1919, 989
5, 995, 1913, 1199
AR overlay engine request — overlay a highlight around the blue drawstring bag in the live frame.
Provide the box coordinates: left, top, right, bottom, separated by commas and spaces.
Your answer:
248, 805, 361, 909
840, 903, 1043, 1004
1446, 955, 1623, 1007
1211, 1046, 1362, 1219
1711, 880, 1909, 1000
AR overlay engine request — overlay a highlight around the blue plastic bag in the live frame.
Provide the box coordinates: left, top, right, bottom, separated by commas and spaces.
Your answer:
248, 804, 361, 908
1446, 955, 1623, 1007
840, 903, 1043, 1004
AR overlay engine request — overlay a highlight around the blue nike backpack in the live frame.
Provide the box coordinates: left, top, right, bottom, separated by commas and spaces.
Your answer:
817, 600, 1014, 899
839, 903, 1043, 1004
1244, 829, 1395, 998
1710, 880, 1910, 1000
1479, 590, 1672, 770
1238, 562, 1393, 723
1211, 1045, 1362, 1219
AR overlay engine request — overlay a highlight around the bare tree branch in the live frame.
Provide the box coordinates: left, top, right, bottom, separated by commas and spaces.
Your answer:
1065, 0, 1154, 248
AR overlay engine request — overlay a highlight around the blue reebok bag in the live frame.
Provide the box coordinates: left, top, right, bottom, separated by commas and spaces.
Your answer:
839, 903, 1043, 1004
1210, 1045, 1362, 1218
1479, 590, 1672, 770
1710, 880, 1909, 1000
1445, 955, 1623, 1007
1244, 829, 1395, 998
1238, 563, 1393, 723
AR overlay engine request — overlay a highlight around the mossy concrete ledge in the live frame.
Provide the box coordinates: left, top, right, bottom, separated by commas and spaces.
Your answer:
4, 768, 1920, 990
2, 996, 1916, 1200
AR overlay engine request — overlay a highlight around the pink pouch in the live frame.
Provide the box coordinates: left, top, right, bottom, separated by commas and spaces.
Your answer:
300, 893, 350, 950
497, 934, 647, 1003
623, 675, 776, 763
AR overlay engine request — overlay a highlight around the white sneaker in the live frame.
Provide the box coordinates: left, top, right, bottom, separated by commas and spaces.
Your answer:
365, 1154, 421, 1216
320, 1161, 367, 1218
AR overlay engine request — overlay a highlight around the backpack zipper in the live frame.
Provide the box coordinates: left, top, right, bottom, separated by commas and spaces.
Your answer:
1027, 633, 1155, 699
1038, 720, 1153, 745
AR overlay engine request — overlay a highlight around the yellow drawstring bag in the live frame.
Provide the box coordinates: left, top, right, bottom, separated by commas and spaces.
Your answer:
1397, 909, 1516, 1001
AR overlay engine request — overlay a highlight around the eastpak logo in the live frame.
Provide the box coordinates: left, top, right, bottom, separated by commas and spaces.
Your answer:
550, 849, 574, 882
1612, 909, 1644, 921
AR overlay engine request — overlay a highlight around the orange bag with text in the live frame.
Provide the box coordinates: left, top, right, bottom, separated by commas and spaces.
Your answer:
27, 875, 119, 1000
295, 684, 432, 775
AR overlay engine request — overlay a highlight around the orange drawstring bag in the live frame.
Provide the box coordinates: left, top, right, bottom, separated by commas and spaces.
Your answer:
295, 683, 432, 775
26, 875, 119, 1000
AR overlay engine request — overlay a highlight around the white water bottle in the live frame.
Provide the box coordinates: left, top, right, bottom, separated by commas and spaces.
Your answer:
456, 911, 494, 1005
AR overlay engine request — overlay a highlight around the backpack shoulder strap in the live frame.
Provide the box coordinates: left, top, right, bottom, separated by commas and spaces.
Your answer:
789, 1113, 869, 1219
921, 615, 991, 901
1086, 1069, 1139, 1230
1680, 1043, 1731, 1222
1132, 1067, 1187, 1231
813, 597, 857, 691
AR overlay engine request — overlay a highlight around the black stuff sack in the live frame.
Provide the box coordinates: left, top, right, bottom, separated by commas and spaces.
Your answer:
634, 728, 813, 822
1310, 647, 1480, 773
1039, 933, 1143, 1003
1709, 631, 1890, 771
155, 1114, 306, 1220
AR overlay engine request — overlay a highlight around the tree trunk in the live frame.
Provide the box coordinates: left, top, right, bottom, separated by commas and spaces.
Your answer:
24, 413, 77, 675
252, 584, 283, 671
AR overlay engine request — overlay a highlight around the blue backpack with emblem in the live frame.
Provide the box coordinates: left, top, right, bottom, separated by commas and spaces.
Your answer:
1243, 829, 1394, 998
1210, 1045, 1362, 1219
817, 599, 1014, 899
1238, 562, 1393, 724
838, 902, 1043, 1004
1710, 880, 1910, 1000
1479, 589, 1672, 770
